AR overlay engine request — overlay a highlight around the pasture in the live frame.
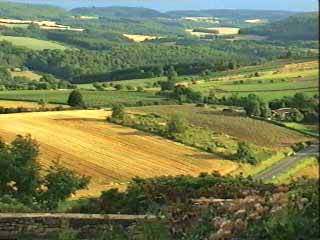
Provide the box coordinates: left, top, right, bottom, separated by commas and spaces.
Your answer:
0, 110, 237, 197
0, 89, 167, 107
0, 36, 68, 50
190, 60, 319, 101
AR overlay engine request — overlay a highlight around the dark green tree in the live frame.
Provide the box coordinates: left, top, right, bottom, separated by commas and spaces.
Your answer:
166, 66, 178, 82
167, 115, 189, 137
235, 142, 257, 164
39, 161, 90, 210
67, 90, 85, 107
111, 104, 125, 121
0, 135, 89, 209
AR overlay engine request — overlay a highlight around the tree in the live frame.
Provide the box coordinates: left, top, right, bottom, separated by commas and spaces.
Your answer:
291, 109, 304, 122
166, 66, 178, 82
245, 99, 261, 116
114, 84, 124, 91
0, 135, 89, 209
159, 80, 175, 91
137, 86, 144, 92
93, 82, 104, 91
235, 142, 257, 165
67, 90, 85, 107
111, 104, 125, 121
260, 102, 271, 118
167, 115, 189, 136
39, 161, 90, 210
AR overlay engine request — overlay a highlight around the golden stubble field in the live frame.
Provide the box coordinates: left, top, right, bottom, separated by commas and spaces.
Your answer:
0, 110, 238, 197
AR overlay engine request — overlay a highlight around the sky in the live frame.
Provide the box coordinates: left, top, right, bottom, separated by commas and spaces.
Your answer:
2, 0, 318, 12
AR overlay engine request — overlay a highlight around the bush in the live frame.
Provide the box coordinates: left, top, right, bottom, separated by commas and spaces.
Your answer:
114, 84, 124, 91
235, 142, 258, 164
137, 86, 144, 92
110, 104, 125, 122
67, 90, 85, 107
167, 115, 189, 137
0, 195, 32, 213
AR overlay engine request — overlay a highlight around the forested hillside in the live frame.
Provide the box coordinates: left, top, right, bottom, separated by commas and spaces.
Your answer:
241, 12, 319, 40
167, 9, 297, 21
1, 39, 312, 83
0, 1, 69, 20
71, 6, 166, 19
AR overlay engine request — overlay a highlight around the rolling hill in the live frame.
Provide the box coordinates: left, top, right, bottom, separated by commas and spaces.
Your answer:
0, 1, 69, 20
241, 12, 319, 40
167, 9, 297, 21
70, 6, 166, 19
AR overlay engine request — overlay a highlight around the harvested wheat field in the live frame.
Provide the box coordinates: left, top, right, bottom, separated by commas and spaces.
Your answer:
123, 34, 160, 42
0, 100, 62, 109
0, 110, 238, 197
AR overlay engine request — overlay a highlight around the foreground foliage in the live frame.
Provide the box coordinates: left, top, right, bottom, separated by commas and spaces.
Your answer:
0, 135, 90, 210
70, 174, 319, 240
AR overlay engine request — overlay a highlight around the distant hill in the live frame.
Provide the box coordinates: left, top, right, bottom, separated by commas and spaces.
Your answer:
241, 12, 319, 41
166, 9, 297, 21
0, 1, 69, 20
70, 6, 166, 19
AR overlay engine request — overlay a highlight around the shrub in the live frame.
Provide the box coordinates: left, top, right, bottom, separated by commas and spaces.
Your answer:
111, 104, 125, 122
235, 142, 257, 164
67, 90, 85, 107
114, 84, 124, 91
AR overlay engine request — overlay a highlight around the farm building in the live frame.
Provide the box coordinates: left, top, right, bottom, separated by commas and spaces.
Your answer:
272, 108, 299, 121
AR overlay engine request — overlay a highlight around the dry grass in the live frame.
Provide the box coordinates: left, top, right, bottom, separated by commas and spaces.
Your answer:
186, 27, 240, 37
123, 34, 160, 42
9, 70, 42, 81
245, 19, 264, 24
0, 100, 62, 108
0, 110, 238, 197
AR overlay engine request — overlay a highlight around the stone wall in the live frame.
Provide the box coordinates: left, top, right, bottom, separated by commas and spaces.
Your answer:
0, 213, 156, 239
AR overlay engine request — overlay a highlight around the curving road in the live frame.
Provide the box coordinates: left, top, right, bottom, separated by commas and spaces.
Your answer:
253, 145, 319, 181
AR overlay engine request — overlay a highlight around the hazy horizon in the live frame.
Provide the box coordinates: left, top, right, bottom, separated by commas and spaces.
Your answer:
1, 0, 318, 12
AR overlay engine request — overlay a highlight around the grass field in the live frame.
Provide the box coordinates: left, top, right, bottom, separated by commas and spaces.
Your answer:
132, 105, 311, 148
0, 110, 238, 197
284, 122, 319, 137
78, 77, 166, 90
0, 90, 167, 107
271, 157, 319, 183
190, 60, 319, 101
0, 36, 68, 50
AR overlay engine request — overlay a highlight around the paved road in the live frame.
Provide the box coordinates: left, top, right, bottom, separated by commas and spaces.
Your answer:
253, 145, 319, 181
